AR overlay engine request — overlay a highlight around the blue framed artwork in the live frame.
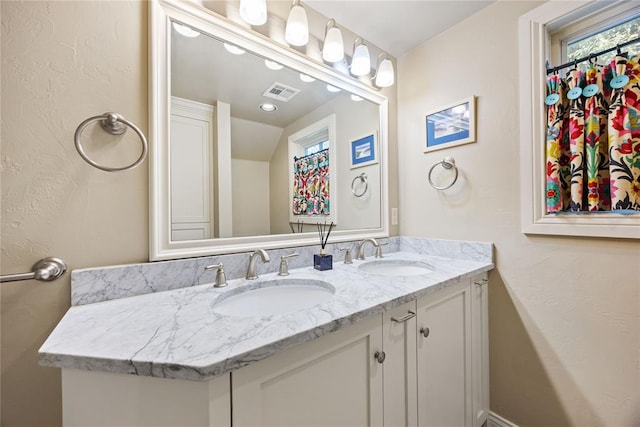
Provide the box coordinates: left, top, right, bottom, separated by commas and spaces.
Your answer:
425, 96, 476, 152
350, 132, 377, 169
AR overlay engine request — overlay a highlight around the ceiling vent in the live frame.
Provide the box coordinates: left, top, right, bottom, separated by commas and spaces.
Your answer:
262, 82, 300, 102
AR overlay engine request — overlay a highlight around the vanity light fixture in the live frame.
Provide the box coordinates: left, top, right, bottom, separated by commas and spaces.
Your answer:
285, 0, 309, 47
223, 43, 246, 55
172, 22, 200, 38
264, 59, 284, 70
326, 84, 341, 93
259, 103, 278, 112
322, 19, 344, 63
350, 94, 363, 102
350, 38, 370, 77
300, 73, 315, 83
239, 0, 267, 26
374, 53, 395, 88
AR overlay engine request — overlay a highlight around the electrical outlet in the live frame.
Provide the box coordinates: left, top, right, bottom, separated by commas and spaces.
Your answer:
391, 208, 398, 225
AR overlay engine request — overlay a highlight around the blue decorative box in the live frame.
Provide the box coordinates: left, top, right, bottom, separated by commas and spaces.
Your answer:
314, 254, 333, 271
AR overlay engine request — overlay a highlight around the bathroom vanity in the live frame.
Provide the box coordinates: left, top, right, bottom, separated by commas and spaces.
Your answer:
40, 238, 492, 427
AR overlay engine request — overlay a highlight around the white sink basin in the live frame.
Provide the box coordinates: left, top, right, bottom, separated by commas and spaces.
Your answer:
211, 279, 335, 317
358, 259, 433, 277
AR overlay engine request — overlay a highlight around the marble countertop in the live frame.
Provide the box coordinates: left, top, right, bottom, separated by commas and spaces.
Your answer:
39, 251, 493, 381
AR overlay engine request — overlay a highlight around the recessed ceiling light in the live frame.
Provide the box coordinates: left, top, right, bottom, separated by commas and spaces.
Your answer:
350, 94, 363, 102
326, 84, 341, 93
300, 73, 315, 83
264, 59, 284, 70
223, 43, 246, 55
259, 103, 278, 112
172, 23, 200, 38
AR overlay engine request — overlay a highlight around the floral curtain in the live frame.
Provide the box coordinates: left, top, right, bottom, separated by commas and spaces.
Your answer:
546, 55, 640, 213
292, 149, 330, 216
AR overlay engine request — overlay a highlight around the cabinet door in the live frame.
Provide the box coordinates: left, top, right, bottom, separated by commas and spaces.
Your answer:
416, 281, 472, 427
383, 301, 418, 427
471, 274, 489, 427
232, 315, 384, 427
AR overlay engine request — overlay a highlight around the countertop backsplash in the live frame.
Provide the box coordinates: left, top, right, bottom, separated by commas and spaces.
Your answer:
71, 237, 492, 306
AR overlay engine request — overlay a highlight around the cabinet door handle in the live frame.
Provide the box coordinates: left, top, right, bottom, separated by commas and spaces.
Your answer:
391, 311, 416, 323
374, 351, 386, 364
474, 279, 488, 287
419, 327, 430, 338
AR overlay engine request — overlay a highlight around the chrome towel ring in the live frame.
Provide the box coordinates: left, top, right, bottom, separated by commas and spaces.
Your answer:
428, 157, 459, 190
74, 112, 148, 172
351, 173, 368, 197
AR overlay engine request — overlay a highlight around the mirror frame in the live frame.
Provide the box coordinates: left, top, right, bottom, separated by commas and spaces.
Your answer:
150, 0, 389, 261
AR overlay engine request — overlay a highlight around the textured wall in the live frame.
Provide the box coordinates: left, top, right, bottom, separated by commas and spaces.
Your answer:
397, 1, 640, 426
1, 1, 148, 425
0, 1, 399, 425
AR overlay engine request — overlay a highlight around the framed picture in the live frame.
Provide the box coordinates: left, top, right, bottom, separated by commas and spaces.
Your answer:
350, 132, 377, 169
425, 96, 476, 152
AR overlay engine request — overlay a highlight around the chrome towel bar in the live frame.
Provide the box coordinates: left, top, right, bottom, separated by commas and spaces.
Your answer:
428, 157, 459, 190
351, 172, 368, 197
0, 257, 67, 283
74, 112, 148, 172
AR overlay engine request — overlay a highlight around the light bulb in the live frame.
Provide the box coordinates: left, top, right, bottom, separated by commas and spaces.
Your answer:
285, 1, 309, 47
322, 20, 344, 63
351, 94, 363, 102
172, 22, 200, 38
375, 55, 395, 87
259, 103, 278, 112
239, 0, 267, 26
264, 59, 283, 70
326, 84, 341, 93
223, 43, 246, 55
351, 40, 370, 77
300, 73, 315, 82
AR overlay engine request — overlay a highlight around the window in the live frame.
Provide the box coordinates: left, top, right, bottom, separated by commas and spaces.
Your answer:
304, 140, 329, 156
566, 15, 640, 64
518, 1, 640, 239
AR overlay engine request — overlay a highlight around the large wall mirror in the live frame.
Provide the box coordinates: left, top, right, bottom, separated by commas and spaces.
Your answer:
150, 0, 389, 260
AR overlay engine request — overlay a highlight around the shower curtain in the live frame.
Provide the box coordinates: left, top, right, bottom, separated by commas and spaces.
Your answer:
545, 55, 640, 213
292, 149, 330, 216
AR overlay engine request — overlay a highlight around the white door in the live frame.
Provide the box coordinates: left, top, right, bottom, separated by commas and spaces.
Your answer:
232, 315, 384, 427
416, 281, 472, 427
170, 97, 214, 241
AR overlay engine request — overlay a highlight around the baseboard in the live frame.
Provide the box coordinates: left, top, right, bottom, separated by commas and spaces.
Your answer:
488, 411, 519, 427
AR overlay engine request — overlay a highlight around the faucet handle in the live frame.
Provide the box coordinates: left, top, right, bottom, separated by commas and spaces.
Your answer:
339, 247, 353, 264
375, 242, 388, 259
278, 253, 299, 276
205, 263, 227, 288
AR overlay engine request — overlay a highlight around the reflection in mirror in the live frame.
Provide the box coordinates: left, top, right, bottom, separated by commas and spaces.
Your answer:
169, 21, 381, 242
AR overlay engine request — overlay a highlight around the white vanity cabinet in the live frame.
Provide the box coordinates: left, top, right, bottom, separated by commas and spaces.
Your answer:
232, 314, 384, 426
59, 275, 489, 427
414, 273, 489, 427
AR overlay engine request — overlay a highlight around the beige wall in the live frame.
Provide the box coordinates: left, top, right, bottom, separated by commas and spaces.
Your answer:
1, 1, 149, 425
398, 1, 640, 426
232, 159, 271, 237
0, 1, 397, 425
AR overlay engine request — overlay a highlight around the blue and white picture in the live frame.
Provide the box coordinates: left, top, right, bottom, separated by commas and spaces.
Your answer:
350, 133, 377, 169
425, 96, 476, 152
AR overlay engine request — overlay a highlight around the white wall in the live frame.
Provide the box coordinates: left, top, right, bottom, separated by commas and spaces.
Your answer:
232, 159, 271, 237
398, 1, 640, 426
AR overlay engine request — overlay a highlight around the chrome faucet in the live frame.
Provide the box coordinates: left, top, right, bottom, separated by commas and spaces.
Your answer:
204, 263, 227, 288
357, 238, 379, 260
278, 253, 299, 276
357, 238, 388, 260
246, 249, 270, 280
